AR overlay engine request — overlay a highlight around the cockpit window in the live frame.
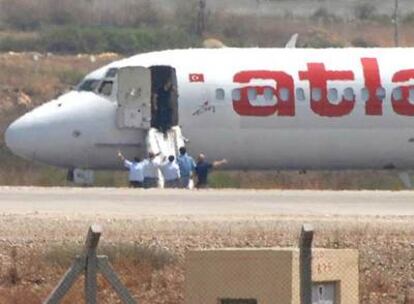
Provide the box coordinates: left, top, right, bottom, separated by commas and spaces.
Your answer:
77, 79, 100, 92
99, 81, 113, 96
105, 68, 118, 78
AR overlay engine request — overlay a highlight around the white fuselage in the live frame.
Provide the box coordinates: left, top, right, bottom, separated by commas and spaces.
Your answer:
5, 48, 414, 170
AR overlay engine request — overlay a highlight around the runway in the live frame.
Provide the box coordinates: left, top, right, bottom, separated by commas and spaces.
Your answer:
0, 187, 414, 218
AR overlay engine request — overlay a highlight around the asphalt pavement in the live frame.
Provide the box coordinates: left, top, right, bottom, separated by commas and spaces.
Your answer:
0, 187, 413, 219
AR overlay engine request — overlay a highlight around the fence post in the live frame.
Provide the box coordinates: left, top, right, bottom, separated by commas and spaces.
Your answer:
44, 224, 136, 304
98, 256, 136, 304
43, 256, 85, 304
84, 224, 102, 304
299, 224, 314, 304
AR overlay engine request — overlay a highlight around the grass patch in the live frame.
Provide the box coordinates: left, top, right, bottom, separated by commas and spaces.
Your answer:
209, 172, 241, 189
44, 241, 177, 270
0, 26, 200, 54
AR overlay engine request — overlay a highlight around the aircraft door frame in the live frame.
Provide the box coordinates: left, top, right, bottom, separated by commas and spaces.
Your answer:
116, 66, 152, 129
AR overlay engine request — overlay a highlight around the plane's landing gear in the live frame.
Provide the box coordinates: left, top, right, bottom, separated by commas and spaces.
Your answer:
67, 169, 95, 186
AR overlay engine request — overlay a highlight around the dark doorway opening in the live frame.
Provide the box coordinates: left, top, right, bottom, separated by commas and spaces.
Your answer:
150, 66, 178, 132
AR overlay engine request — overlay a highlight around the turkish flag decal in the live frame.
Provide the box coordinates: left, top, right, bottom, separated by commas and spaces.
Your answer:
189, 73, 205, 82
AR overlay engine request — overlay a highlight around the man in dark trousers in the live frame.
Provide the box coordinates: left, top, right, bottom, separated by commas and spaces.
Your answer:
194, 153, 227, 189
177, 147, 196, 189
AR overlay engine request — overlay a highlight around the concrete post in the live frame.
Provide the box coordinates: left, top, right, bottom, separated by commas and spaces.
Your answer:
299, 224, 314, 304
44, 224, 136, 304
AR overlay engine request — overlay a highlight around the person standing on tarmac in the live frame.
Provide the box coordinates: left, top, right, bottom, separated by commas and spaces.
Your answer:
195, 153, 227, 189
161, 155, 181, 188
117, 151, 144, 188
142, 151, 162, 189
177, 147, 196, 189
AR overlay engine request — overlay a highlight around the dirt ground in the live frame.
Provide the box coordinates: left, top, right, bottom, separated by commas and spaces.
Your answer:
0, 188, 413, 303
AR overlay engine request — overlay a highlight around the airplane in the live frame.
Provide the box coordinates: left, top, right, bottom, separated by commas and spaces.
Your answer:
5, 43, 414, 186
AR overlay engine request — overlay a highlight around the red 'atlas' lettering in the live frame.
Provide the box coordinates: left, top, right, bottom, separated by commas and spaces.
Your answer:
392, 69, 414, 116
232, 71, 295, 116
361, 58, 383, 116
299, 63, 355, 117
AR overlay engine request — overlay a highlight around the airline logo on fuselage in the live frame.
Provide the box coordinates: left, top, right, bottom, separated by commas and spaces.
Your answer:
232, 58, 414, 117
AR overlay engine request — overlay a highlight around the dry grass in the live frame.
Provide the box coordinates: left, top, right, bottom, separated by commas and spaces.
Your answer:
0, 215, 413, 303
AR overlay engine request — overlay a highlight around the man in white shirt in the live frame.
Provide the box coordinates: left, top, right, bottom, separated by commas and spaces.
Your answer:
142, 151, 162, 189
161, 155, 181, 188
117, 151, 144, 188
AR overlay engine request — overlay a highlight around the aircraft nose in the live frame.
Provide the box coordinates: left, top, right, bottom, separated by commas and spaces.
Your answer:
5, 115, 36, 160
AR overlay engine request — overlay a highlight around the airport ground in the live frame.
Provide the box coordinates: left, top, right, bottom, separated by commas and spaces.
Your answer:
0, 187, 413, 303
2, 3, 414, 302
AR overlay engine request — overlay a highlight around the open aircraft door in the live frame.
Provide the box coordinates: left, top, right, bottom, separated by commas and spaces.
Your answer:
116, 66, 151, 129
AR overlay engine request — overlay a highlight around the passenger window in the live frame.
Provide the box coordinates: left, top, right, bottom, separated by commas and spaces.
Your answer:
344, 87, 355, 102
296, 88, 305, 101
232, 89, 241, 101
361, 88, 369, 102
392, 87, 403, 101
312, 88, 322, 101
99, 81, 113, 96
263, 87, 274, 101
410, 88, 414, 102
376, 87, 386, 100
280, 88, 290, 101
248, 88, 257, 101
216, 88, 225, 100
328, 88, 338, 103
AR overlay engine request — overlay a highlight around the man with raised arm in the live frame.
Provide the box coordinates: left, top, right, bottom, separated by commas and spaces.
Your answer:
117, 151, 144, 188
195, 153, 227, 189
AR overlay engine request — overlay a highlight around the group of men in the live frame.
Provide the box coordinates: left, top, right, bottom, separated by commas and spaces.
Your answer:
117, 147, 227, 189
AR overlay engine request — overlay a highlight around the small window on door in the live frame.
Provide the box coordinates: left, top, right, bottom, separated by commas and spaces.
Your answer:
216, 88, 225, 100
410, 88, 414, 102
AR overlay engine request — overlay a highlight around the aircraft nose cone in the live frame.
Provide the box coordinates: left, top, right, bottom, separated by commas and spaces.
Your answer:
5, 116, 35, 160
